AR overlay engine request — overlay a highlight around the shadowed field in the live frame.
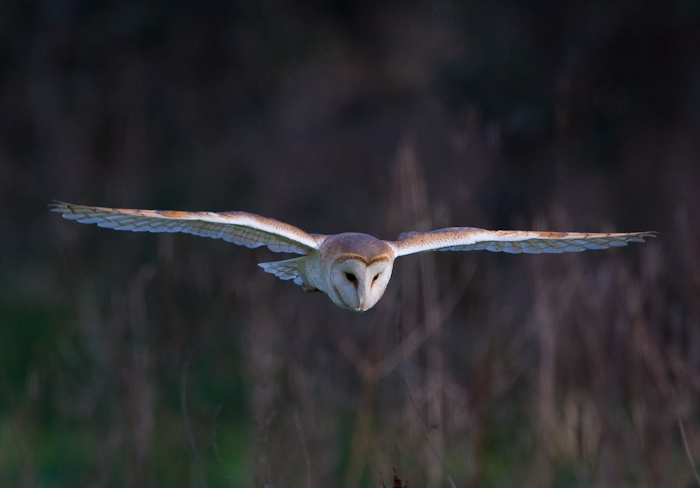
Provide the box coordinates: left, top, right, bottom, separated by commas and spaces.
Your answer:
1, 1, 699, 486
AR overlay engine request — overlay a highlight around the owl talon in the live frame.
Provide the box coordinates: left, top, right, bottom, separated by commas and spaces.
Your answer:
302, 284, 319, 293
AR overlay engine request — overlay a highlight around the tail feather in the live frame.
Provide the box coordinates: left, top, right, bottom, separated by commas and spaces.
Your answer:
258, 257, 306, 287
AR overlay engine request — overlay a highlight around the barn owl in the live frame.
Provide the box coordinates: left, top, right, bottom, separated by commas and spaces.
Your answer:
52, 202, 656, 312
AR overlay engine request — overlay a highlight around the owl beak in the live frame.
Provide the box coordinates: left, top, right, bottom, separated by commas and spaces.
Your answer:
356, 281, 368, 311
356, 293, 366, 311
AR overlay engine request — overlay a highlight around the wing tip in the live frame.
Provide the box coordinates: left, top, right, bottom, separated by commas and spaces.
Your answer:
624, 231, 658, 243
49, 200, 69, 212
50, 201, 86, 220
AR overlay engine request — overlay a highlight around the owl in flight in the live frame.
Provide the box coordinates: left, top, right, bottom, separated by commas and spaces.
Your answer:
52, 202, 655, 312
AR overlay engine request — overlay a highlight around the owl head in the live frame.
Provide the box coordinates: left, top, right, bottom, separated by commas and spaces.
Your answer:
321, 233, 395, 312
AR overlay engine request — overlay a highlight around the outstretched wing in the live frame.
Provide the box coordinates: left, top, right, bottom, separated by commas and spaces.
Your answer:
51, 202, 325, 254
389, 227, 656, 257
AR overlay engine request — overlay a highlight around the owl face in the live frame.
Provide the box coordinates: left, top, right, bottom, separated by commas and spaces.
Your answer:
318, 233, 396, 312
328, 256, 393, 311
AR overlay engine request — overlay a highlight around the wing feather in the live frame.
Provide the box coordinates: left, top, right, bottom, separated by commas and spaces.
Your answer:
257, 257, 306, 287
52, 202, 324, 254
389, 228, 656, 257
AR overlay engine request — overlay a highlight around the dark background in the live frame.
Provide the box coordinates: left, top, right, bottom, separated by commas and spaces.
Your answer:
1, 1, 699, 486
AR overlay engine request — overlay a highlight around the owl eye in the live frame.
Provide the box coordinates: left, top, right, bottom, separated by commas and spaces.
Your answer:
373, 274, 379, 281
345, 273, 356, 282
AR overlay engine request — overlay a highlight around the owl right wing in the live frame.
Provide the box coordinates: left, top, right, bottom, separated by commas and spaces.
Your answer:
52, 202, 325, 255
389, 227, 656, 257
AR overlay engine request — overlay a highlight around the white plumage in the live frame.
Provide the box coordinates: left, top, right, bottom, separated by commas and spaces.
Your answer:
52, 202, 656, 312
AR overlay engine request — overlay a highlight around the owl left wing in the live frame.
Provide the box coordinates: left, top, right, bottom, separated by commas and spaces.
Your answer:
52, 202, 325, 254
388, 227, 656, 257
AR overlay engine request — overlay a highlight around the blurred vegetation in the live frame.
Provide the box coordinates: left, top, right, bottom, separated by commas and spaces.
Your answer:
1, 0, 699, 486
